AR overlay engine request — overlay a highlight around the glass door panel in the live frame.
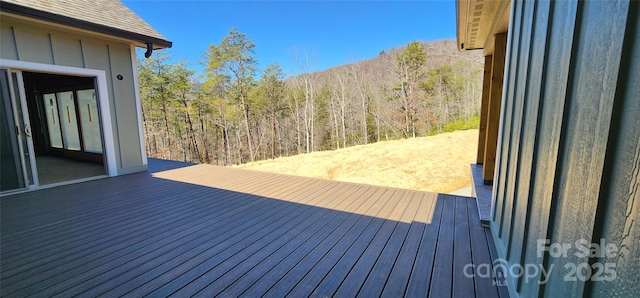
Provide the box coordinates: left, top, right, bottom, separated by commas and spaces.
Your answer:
57, 91, 81, 150
43, 93, 63, 148
11, 72, 35, 185
0, 70, 24, 191
77, 89, 102, 153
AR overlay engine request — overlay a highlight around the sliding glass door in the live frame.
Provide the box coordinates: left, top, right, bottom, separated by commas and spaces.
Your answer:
0, 69, 37, 192
0, 70, 23, 191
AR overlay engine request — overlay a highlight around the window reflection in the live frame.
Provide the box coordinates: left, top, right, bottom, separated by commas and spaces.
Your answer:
77, 89, 102, 153
43, 93, 63, 148
42, 89, 102, 154
58, 91, 81, 150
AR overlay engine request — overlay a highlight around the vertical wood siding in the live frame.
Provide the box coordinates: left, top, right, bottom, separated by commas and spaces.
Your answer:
494, 0, 522, 254
503, 0, 534, 287
0, 24, 18, 60
477, 55, 492, 164
50, 35, 85, 68
108, 44, 142, 167
0, 17, 144, 173
490, 0, 639, 297
589, 1, 640, 296
12, 26, 54, 64
520, 0, 578, 295
513, 0, 551, 294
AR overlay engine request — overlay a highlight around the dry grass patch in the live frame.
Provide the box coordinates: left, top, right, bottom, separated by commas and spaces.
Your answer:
235, 129, 478, 194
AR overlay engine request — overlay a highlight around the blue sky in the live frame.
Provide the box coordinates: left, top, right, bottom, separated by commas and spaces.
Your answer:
123, 0, 457, 76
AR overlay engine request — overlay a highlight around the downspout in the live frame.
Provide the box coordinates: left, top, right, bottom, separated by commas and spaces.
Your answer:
144, 42, 153, 58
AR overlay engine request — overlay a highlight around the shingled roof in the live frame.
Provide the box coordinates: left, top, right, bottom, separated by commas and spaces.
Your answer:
0, 0, 171, 48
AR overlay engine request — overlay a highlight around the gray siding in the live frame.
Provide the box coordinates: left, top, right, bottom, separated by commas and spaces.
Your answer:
12, 25, 54, 64
50, 35, 85, 68
0, 16, 145, 174
0, 25, 18, 60
490, 0, 639, 297
108, 44, 142, 168
590, 2, 640, 296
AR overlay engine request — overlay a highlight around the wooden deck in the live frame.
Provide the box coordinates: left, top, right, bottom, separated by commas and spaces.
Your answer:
1, 159, 506, 297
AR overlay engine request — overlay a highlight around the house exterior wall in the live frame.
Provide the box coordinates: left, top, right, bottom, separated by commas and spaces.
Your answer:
0, 15, 146, 175
490, 0, 639, 297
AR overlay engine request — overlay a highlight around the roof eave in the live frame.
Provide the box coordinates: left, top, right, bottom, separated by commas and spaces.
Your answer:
455, 0, 511, 56
0, 1, 172, 49
455, 0, 468, 52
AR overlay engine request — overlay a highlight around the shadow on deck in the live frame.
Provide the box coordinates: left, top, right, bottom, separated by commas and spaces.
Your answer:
1, 159, 507, 297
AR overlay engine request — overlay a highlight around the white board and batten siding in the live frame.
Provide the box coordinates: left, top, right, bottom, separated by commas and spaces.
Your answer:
0, 15, 147, 175
489, 0, 640, 297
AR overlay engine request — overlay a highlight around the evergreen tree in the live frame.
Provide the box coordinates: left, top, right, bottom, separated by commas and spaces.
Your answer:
204, 28, 258, 161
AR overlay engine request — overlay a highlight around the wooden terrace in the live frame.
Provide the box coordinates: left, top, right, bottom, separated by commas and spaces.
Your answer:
1, 159, 506, 297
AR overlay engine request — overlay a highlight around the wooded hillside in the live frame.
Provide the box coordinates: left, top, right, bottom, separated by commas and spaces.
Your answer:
138, 28, 483, 165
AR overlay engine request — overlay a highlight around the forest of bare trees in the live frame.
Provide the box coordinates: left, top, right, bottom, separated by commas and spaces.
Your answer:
139, 28, 484, 165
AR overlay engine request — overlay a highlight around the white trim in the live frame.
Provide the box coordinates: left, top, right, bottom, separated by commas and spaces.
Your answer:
95, 73, 117, 176
5, 69, 31, 187
0, 175, 109, 197
0, 58, 117, 177
15, 71, 40, 186
130, 45, 147, 165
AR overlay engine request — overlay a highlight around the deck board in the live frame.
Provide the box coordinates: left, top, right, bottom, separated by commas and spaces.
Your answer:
428, 193, 456, 297
166, 182, 363, 297
0, 158, 504, 297
467, 198, 500, 297
357, 192, 422, 297
332, 190, 415, 297
285, 188, 393, 297
103, 179, 337, 297
3, 173, 306, 295
381, 192, 435, 297
212, 186, 377, 297
453, 196, 476, 297
404, 192, 444, 297
258, 186, 382, 296
310, 188, 400, 296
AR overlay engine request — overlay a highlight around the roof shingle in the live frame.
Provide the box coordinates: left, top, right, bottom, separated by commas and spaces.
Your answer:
1, 0, 170, 47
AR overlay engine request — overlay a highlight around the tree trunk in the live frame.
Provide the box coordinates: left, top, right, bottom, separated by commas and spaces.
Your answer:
235, 129, 243, 164
293, 91, 302, 154
303, 81, 310, 154
198, 108, 210, 163
351, 67, 369, 145
182, 97, 200, 162
401, 82, 410, 138
218, 104, 231, 165
330, 94, 340, 149
161, 97, 171, 159
141, 103, 150, 156
361, 96, 368, 144
276, 117, 283, 157
271, 109, 276, 159
310, 82, 315, 152
241, 95, 255, 162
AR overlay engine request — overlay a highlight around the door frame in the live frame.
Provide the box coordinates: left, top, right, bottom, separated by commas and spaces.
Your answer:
5, 70, 39, 186
0, 58, 117, 178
